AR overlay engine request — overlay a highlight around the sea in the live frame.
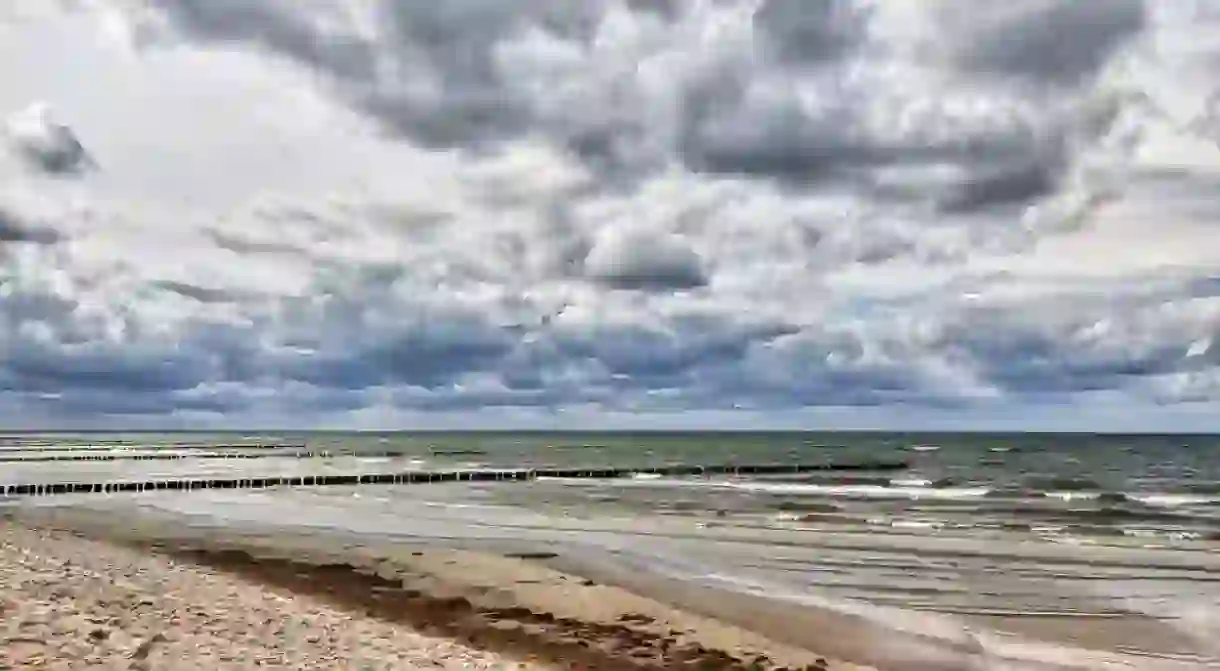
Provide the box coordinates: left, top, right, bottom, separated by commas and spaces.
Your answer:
3, 431, 1220, 670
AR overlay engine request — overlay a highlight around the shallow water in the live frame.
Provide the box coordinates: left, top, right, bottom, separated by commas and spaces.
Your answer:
7, 432, 1218, 543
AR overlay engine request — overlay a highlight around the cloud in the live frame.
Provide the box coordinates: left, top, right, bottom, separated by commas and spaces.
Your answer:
3, 102, 94, 176
584, 228, 707, 290
943, 0, 1146, 84
0, 206, 60, 244
0, 0, 1218, 429
752, 0, 865, 65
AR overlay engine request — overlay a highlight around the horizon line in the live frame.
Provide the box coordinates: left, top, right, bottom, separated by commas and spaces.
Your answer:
1, 428, 1218, 436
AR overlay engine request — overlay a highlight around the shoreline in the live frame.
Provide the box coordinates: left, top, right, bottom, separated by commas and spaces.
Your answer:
7, 500, 1211, 671
4, 508, 850, 671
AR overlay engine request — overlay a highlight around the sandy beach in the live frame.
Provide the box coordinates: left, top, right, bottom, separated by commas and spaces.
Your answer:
0, 522, 547, 670
2, 509, 844, 671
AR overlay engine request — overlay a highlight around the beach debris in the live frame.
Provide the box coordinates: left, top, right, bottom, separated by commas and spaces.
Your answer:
129, 632, 166, 660
503, 552, 559, 560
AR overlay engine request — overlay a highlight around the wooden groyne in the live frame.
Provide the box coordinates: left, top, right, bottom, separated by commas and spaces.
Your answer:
0, 450, 396, 463
0, 442, 306, 455
0, 460, 907, 497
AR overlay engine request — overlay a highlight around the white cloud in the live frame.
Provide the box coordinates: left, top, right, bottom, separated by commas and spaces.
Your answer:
1, 0, 1219, 429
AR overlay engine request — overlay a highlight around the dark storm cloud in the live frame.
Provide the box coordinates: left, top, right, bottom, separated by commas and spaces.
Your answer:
752, 0, 865, 65
0, 293, 261, 403
931, 297, 1197, 395
717, 327, 945, 407
541, 318, 799, 393
553, 327, 723, 382
682, 97, 857, 180
385, 383, 579, 412
34, 389, 187, 416
0, 278, 520, 411
4, 103, 94, 177
150, 0, 377, 80
951, 0, 1146, 84
280, 328, 516, 390
206, 230, 305, 256
364, 0, 609, 145
1, 342, 208, 394
682, 90, 1064, 193
144, 0, 1091, 194
34, 382, 368, 417
152, 0, 606, 148
0, 207, 60, 245
152, 280, 251, 304
21, 137, 92, 176
145, 0, 883, 182
936, 159, 1061, 213
264, 276, 520, 390
960, 338, 1185, 394
623, 0, 680, 21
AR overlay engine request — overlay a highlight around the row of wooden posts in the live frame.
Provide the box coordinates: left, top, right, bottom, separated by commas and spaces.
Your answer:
0, 460, 907, 497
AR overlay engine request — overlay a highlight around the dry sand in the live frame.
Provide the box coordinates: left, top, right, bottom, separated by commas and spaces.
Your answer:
3, 507, 848, 671
0, 521, 542, 670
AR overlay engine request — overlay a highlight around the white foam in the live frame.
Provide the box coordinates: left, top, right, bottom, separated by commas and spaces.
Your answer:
567, 476, 996, 501
1131, 493, 1219, 508
908, 445, 942, 452
1044, 491, 1103, 502
723, 482, 992, 500
1121, 529, 1204, 542
887, 519, 945, 530
889, 478, 934, 487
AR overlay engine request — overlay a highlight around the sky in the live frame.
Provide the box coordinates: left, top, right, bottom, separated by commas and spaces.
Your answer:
1, 0, 1220, 431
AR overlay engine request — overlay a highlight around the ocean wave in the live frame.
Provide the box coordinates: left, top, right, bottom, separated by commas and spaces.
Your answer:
1022, 476, 1107, 492
722, 481, 993, 500
1121, 529, 1210, 542
1130, 493, 1220, 508
1030, 490, 1220, 510
889, 477, 934, 487
1040, 490, 1130, 503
